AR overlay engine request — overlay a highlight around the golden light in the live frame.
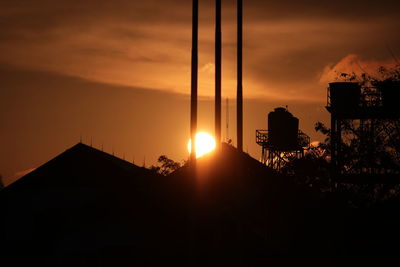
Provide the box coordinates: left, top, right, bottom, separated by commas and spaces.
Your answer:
187, 132, 216, 158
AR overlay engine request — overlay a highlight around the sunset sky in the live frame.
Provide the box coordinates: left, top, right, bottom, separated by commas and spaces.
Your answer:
1, 0, 399, 184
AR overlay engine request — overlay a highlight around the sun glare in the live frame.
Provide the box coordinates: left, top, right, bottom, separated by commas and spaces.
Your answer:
187, 132, 216, 158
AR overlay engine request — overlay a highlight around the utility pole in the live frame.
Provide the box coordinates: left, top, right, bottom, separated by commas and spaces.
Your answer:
237, 0, 243, 151
215, 0, 222, 147
190, 0, 198, 162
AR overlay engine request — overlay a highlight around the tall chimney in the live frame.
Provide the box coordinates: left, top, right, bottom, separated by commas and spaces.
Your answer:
237, 0, 243, 151
190, 0, 198, 161
215, 0, 222, 146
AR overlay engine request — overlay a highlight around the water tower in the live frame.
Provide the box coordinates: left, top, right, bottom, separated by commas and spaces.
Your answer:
327, 81, 400, 183
256, 107, 310, 171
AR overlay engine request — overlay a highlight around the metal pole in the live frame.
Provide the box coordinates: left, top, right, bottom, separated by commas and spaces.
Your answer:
226, 98, 229, 142
215, 0, 222, 147
237, 0, 243, 151
190, 0, 198, 162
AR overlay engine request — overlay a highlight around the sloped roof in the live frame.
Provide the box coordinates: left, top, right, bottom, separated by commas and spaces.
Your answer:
2, 142, 155, 191
168, 143, 333, 265
2, 142, 387, 266
1, 142, 328, 266
170, 142, 319, 208
0, 143, 191, 266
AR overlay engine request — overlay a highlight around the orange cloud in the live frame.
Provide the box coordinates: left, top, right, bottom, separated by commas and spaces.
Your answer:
0, 1, 399, 102
319, 54, 398, 84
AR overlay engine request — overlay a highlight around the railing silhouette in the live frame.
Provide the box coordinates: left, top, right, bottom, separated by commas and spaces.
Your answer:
256, 129, 310, 149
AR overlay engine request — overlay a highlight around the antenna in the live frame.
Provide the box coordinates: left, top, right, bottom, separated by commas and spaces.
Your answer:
237, 0, 243, 152
190, 0, 199, 162
226, 98, 230, 142
215, 0, 222, 147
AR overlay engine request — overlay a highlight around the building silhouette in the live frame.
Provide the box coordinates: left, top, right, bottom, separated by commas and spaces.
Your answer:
2, 143, 400, 265
327, 81, 400, 183
256, 107, 310, 171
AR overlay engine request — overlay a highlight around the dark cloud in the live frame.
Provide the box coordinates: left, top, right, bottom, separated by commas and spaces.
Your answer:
0, 1, 399, 99
246, 0, 400, 21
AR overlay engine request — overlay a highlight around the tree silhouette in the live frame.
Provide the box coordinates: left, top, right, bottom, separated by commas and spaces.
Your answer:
297, 64, 400, 206
334, 65, 400, 174
282, 124, 331, 192
149, 155, 182, 176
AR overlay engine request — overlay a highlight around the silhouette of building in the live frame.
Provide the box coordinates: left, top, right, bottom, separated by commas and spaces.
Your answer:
0, 143, 194, 266
256, 107, 310, 170
326, 81, 400, 183
0, 142, 329, 266
2, 142, 400, 265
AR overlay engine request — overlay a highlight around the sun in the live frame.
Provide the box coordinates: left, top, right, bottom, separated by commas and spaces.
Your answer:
187, 132, 216, 158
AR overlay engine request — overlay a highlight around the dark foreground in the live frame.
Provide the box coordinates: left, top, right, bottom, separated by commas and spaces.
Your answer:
1, 143, 399, 266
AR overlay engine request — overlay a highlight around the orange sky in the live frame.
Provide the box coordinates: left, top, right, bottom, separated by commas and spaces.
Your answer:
1, 0, 400, 184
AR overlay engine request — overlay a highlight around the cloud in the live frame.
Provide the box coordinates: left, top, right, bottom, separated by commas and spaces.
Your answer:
0, 0, 399, 102
319, 54, 398, 84
246, 0, 400, 21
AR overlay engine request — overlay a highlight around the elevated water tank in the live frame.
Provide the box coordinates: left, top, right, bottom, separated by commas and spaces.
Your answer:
329, 82, 361, 112
376, 80, 400, 110
268, 107, 299, 150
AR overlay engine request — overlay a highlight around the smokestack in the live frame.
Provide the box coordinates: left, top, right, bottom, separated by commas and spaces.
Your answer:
237, 0, 243, 151
190, 0, 198, 161
215, 0, 222, 147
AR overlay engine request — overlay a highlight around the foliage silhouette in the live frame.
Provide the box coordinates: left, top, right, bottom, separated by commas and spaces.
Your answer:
284, 64, 400, 207
334, 64, 400, 174
149, 155, 183, 176
282, 125, 331, 193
